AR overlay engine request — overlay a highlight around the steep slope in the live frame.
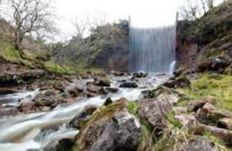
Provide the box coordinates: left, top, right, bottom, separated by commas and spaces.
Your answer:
177, 1, 232, 73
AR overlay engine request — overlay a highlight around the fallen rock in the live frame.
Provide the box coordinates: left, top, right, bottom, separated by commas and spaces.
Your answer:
17, 101, 37, 113
196, 106, 232, 125
70, 105, 97, 129
187, 96, 216, 112
111, 71, 125, 76
199, 124, 232, 146
86, 83, 101, 94
175, 114, 198, 129
197, 56, 231, 73
119, 82, 138, 88
99, 87, 119, 94
44, 139, 74, 151
163, 75, 191, 88
33, 90, 62, 108
74, 100, 141, 151
132, 72, 148, 78
104, 97, 113, 106
218, 118, 232, 130
144, 86, 183, 99
138, 97, 172, 136
182, 138, 216, 151
94, 77, 111, 87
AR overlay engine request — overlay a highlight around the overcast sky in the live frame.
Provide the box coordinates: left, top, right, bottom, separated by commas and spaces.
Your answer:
54, 0, 183, 40
1, 0, 223, 41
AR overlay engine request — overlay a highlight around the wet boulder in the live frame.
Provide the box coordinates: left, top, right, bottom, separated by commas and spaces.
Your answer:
33, 90, 62, 108
119, 82, 138, 88
144, 86, 181, 104
74, 100, 141, 151
86, 83, 101, 94
94, 77, 111, 87
103, 97, 113, 106
43, 139, 74, 151
99, 87, 119, 95
163, 75, 191, 88
111, 71, 125, 76
132, 72, 148, 78
70, 105, 98, 129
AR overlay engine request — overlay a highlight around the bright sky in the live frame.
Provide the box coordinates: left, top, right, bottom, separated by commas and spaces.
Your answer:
2, 0, 223, 41
54, 0, 183, 40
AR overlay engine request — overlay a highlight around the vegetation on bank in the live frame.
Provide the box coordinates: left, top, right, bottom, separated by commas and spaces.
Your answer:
127, 99, 228, 151
178, 74, 232, 111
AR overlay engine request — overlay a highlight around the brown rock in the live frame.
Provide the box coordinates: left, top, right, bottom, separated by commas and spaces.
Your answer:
74, 101, 141, 151
138, 97, 172, 136
218, 118, 232, 130
187, 96, 216, 112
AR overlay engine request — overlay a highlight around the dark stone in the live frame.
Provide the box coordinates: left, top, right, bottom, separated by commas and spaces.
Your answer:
132, 72, 148, 78
163, 75, 191, 88
104, 97, 113, 106
70, 105, 97, 129
75, 111, 141, 151
100, 87, 119, 94
43, 139, 74, 151
119, 82, 138, 88
94, 78, 111, 87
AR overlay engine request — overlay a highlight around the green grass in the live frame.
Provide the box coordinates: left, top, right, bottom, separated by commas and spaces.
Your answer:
177, 73, 232, 111
127, 101, 139, 115
44, 60, 104, 75
44, 61, 75, 74
0, 42, 33, 66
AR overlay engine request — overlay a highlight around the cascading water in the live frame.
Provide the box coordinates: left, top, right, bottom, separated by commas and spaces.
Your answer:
129, 23, 176, 73
0, 74, 171, 151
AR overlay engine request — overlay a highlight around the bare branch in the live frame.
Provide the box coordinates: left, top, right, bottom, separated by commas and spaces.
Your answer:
7, 0, 54, 50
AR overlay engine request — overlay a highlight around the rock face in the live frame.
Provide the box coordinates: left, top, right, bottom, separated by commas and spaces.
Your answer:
74, 100, 141, 151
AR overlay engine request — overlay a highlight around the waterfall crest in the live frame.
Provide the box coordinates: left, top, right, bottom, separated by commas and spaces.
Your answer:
129, 25, 176, 73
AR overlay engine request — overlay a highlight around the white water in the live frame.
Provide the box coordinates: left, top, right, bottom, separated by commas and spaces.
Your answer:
129, 23, 176, 73
0, 89, 40, 107
0, 73, 170, 151
169, 61, 177, 75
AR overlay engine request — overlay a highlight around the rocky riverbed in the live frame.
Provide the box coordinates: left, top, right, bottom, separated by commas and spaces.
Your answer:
1, 68, 232, 151
0, 70, 171, 151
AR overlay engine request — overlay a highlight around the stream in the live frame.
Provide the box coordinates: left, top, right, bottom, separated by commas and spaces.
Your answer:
0, 73, 171, 151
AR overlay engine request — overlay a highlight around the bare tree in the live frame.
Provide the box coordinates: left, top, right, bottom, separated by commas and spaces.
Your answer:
180, 0, 216, 20
8, 0, 53, 53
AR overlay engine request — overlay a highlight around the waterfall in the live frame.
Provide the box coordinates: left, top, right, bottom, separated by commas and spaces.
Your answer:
129, 24, 176, 73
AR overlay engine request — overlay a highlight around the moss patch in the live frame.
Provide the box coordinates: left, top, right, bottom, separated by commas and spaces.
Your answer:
177, 73, 232, 111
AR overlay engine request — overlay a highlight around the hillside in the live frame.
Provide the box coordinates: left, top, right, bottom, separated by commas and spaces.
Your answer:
177, 0, 232, 74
